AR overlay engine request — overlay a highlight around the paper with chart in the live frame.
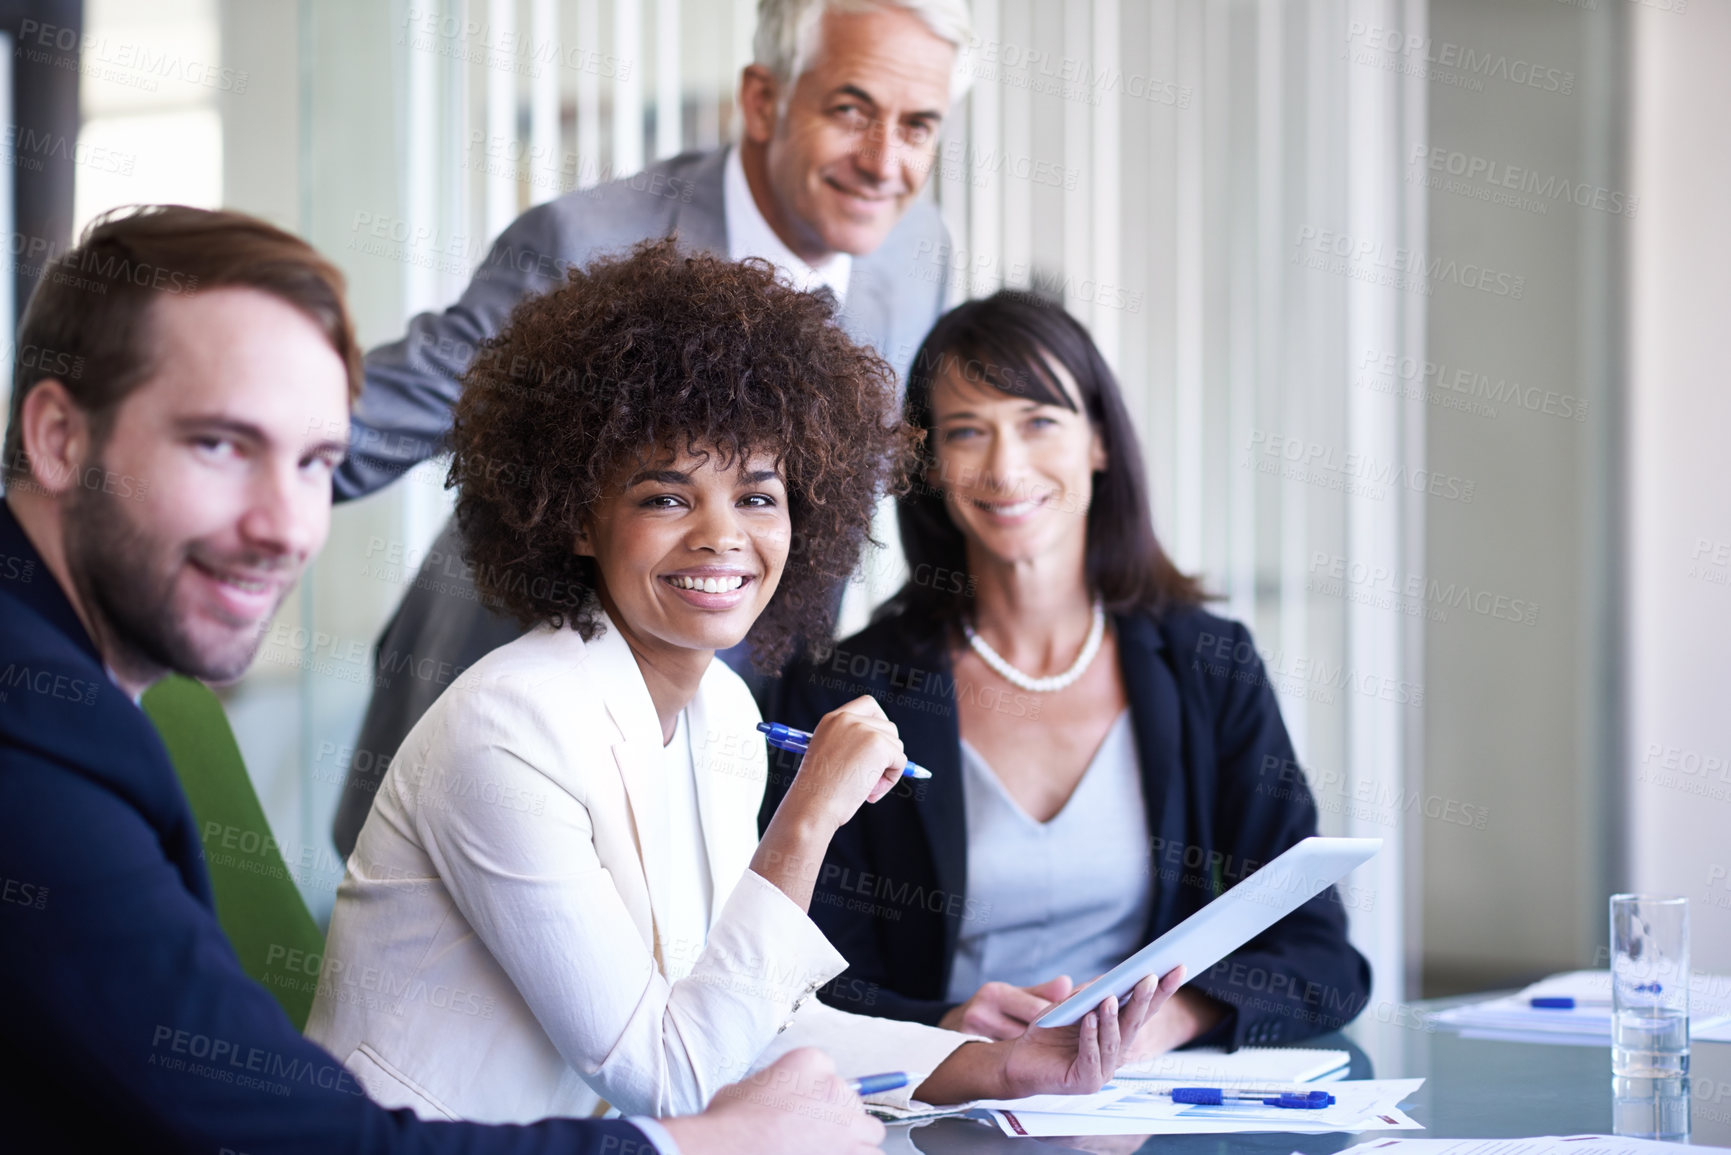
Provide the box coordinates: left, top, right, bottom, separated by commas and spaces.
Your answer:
976, 1077, 1424, 1138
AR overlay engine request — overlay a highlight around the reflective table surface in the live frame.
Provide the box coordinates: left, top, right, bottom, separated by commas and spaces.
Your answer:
883, 1000, 1731, 1153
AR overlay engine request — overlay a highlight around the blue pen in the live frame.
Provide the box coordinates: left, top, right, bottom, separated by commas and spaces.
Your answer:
758, 722, 933, 779
1530, 996, 1612, 1009
1166, 1087, 1335, 1109
849, 1072, 909, 1096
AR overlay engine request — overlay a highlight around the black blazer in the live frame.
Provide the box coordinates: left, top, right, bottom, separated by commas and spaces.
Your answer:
0, 502, 647, 1154
760, 603, 1372, 1050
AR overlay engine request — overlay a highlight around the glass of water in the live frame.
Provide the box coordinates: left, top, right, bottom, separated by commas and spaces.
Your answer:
1610, 894, 1689, 1139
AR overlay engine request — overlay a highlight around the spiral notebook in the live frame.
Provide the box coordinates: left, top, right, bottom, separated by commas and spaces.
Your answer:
1115, 1045, 1351, 1083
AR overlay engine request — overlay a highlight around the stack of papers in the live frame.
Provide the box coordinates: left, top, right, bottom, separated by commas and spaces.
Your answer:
971, 1077, 1423, 1138
1432, 970, 1731, 1045
876, 1042, 1356, 1124
1335, 1135, 1729, 1155
1116, 1045, 1350, 1083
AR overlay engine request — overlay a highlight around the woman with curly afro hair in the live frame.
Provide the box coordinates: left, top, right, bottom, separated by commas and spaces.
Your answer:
307, 239, 1175, 1129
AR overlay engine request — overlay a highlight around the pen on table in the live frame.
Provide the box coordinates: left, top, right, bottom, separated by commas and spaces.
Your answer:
1160, 1087, 1335, 1109
758, 722, 934, 779
1529, 996, 1613, 1009
849, 1072, 909, 1096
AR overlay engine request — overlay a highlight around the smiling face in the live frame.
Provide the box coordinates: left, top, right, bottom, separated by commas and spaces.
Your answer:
929, 359, 1107, 571
59, 288, 350, 684
750, 4, 956, 261
575, 446, 792, 662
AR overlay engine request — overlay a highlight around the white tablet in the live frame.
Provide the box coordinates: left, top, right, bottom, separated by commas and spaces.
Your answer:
1034, 835, 1381, 1028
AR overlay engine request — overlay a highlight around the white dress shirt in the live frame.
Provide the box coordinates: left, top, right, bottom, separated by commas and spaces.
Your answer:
661, 710, 712, 984
723, 145, 853, 305
306, 612, 975, 1125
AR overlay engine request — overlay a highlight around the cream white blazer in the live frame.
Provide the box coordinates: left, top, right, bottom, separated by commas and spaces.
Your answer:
304, 613, 971, 1124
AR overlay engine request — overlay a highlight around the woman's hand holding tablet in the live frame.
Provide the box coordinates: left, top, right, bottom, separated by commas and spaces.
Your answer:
1035, 837, 1383, 1030
912, 970, 1181, 1104
998, 969, 1187, 1098
940, 975, 1080, 1039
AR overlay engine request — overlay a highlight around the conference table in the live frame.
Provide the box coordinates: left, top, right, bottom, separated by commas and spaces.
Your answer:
884, 997, 1731, 1153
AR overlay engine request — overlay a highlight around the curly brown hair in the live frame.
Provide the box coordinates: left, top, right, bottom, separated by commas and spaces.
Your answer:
447, 237, 916, 670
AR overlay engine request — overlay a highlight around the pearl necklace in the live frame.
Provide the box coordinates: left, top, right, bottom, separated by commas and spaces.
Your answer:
963, 602, 1106, 694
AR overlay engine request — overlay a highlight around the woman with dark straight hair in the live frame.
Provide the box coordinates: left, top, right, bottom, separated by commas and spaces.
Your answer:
894, 292, 1205, 631
764, 290, 1372, 1058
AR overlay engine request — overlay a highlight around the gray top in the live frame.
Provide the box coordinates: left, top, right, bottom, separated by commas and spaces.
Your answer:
945, 709, 1155, 1003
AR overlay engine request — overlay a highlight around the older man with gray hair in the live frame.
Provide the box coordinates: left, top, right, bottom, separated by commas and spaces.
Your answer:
331, 0, 973, 857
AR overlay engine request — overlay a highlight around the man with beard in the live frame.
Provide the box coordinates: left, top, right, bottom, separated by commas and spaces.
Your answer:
0, 204, 886, 1155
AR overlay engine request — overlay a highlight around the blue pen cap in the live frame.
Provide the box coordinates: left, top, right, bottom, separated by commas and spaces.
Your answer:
1261, 1092, 1335, 1109
1171, 1088, 1227, 1105
849, 1072, 909, 1096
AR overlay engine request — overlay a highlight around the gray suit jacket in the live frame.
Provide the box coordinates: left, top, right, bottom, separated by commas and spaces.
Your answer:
331, 148, 950, 856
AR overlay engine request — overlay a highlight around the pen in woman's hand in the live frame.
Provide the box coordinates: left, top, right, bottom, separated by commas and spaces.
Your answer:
759, 722, 934, 779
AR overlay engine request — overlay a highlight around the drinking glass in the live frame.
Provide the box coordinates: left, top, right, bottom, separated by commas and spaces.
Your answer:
1610, 894, 1689, 1139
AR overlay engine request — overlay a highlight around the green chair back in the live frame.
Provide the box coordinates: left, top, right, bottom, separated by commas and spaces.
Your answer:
142, 675, 327, 1031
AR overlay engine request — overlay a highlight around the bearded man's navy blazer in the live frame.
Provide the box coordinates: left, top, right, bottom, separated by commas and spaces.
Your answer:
761, 603, 1374, 1050
0, 501, 651, 1154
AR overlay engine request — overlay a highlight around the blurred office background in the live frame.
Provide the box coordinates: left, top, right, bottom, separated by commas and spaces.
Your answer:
0, 0, 1724, 1013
